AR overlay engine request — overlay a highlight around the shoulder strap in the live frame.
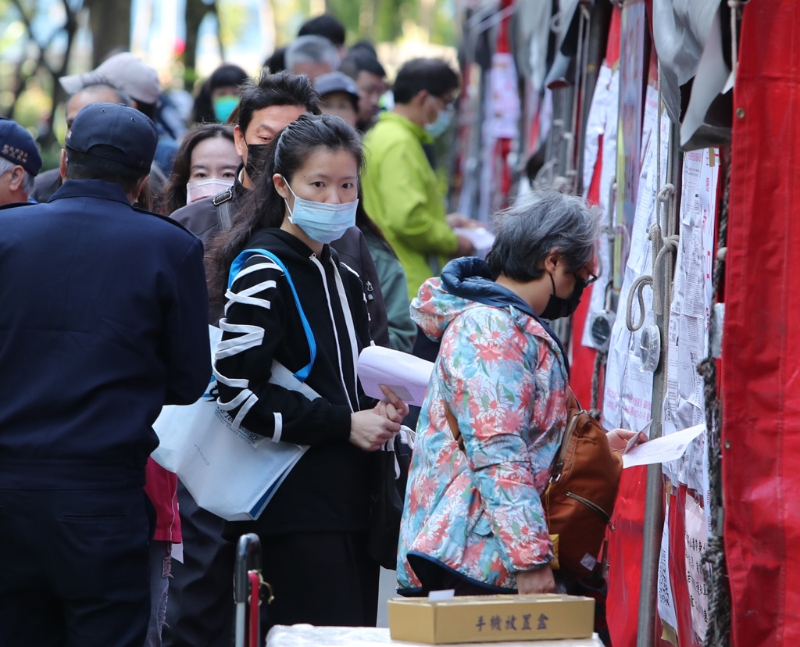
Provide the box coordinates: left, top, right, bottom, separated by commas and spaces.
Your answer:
213, 188, 234, 230
227, 248, 317, 383
444, 385, 581, 461
444, 405, 466, 453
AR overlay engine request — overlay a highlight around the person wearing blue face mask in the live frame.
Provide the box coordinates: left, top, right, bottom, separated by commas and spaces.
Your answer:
205, 113, 409, 640
363, 58, 478, 303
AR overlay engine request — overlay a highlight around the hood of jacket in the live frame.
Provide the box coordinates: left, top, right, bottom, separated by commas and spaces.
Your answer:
411, 257, 569, 371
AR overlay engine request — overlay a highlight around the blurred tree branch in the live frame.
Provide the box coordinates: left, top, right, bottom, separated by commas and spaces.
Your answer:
6, 0, 79, 148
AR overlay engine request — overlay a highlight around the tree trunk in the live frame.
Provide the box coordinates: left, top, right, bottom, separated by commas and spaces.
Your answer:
184, 0, 216, 82
85, 0, 132, 67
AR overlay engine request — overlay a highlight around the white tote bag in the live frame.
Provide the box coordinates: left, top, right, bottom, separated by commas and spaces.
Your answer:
152, 326, 315, 521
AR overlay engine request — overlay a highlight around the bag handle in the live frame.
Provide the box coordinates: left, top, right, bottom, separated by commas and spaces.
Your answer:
444, 404, 465, 453
227, 248, 317, 383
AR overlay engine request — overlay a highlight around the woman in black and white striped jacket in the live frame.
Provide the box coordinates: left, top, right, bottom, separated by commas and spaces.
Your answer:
205, 114, 408, 636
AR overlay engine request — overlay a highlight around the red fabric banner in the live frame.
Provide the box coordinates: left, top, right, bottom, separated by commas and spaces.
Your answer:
724, 1, 800, 645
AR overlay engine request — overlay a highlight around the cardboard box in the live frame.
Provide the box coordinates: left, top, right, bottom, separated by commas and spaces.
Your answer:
388, 594, 595, 644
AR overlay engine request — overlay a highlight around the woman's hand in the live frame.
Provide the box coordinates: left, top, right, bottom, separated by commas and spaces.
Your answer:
350, 411, 400, 451
606, 428, 648, 452
516, 566, 556, 595
373, 384, 410, 424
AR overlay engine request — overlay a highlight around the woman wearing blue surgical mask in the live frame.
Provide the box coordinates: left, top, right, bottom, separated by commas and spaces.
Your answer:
205, 114, 409, 639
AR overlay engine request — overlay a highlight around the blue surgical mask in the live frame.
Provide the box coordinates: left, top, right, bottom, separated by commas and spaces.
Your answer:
282, 179, 358, 245
213, 95, 239, 123
425, 106, 454, 138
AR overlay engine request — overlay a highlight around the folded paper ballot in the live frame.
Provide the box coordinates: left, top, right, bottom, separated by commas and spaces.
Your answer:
622, 424, 705, 469
358, 346, 434, 407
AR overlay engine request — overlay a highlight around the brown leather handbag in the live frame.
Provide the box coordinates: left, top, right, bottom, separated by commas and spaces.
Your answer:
543, 387, 622, 576
445, 386, 622, 578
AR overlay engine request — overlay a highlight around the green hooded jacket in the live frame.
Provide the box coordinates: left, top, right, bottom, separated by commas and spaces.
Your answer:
362, 112, 457, 300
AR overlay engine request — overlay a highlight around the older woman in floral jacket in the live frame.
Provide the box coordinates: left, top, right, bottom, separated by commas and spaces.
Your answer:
397, 191, 600, 596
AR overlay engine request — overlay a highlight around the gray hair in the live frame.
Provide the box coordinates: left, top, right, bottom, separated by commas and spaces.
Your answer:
71, 81, 132, 107
285, 35, 341, 74
0, 157, 35, 196
486, 190, 599, 282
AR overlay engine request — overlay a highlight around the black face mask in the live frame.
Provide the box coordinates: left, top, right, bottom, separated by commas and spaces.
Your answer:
540, 272, 586, 320
244, 142, 270, 181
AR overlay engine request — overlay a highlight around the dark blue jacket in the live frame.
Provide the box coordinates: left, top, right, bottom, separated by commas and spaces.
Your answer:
0, 180, 210, 488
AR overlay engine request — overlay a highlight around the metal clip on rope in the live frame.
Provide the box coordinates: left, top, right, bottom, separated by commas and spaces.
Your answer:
625, 211, 679, 332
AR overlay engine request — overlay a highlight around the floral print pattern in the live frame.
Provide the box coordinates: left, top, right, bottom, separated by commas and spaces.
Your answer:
397, 277, 569, 592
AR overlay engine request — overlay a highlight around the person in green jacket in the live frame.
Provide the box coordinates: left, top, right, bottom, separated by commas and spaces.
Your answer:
362, 58, 476, 301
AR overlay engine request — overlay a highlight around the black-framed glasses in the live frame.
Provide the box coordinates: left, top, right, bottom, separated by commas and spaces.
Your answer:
433, 94, 458, 110
575, 271, 599, 287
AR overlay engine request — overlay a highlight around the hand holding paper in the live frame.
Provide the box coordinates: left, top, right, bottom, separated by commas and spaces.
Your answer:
622, 424, 704, 469
454, 226, 496, 257
358, 346, 434, 407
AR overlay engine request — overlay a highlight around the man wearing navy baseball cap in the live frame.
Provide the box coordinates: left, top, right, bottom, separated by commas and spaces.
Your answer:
0, 116, 42, 205
0, 102, 210, 646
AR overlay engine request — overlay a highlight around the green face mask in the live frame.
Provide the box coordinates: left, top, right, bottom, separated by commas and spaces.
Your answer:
213, 95, 239, 123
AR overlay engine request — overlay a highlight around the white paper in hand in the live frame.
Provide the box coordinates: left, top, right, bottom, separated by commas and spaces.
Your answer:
358, 346, 434, 407
622, 424, 705, 469
454, 226, 496, 257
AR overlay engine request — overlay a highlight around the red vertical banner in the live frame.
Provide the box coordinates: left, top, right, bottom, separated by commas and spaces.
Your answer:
724, 1, 800, 646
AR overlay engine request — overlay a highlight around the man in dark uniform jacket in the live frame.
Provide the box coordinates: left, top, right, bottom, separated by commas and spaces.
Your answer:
0, 103, 210, 646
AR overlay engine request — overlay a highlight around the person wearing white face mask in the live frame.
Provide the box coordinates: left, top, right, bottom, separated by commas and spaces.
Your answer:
161, 124, 240, 215
205, 114, 409, 641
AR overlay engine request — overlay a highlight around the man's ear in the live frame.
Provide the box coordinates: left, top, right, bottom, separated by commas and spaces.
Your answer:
233, 125, 247, 160
59, 149, 67, 180
7, 166, 25, 191
413, 89, 429, 108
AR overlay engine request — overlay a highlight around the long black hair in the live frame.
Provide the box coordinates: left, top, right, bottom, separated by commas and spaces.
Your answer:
206, 113, 363, 306
161, 123, 235, 214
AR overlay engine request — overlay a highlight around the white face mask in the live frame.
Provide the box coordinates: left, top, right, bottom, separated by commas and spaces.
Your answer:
186, 178, 234, 204
282, 178, 358, 245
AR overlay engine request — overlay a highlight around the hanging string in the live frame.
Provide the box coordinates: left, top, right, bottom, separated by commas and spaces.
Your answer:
589, 350, 607, 420
698, 159, 731, 647
625, 64, 678, 333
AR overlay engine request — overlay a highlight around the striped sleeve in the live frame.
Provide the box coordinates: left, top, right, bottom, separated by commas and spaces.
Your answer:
214, 258, 352, 446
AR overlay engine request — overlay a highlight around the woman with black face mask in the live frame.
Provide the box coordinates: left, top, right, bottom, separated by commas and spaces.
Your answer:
396, 190, 641, 599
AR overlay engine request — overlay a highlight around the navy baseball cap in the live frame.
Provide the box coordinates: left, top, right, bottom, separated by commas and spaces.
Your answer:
66, 102, 157, 171
0, 117, 43, 176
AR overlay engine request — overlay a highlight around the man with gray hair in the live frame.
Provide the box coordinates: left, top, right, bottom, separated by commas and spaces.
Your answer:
285, 34, 341, 80
33, 82, 134, 203
0, 117, 42, 206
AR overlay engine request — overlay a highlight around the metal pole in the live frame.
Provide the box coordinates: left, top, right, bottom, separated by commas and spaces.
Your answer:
635, 119, 681, 647
234, 533, 262, 647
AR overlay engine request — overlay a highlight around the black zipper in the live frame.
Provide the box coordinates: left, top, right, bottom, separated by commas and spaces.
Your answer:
565, 492, 614, 530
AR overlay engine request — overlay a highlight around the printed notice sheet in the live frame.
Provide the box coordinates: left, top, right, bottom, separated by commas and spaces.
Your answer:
602, 96, 668, 430
685, 496, 710, 640
661, 148, 719, 493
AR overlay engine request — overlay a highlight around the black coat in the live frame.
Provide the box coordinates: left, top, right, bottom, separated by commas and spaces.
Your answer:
0, 179, 210, 488
216, 228, 376, 535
